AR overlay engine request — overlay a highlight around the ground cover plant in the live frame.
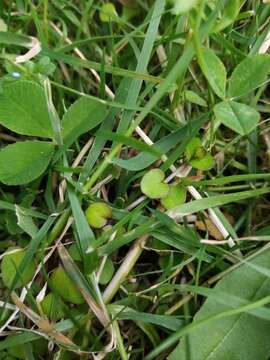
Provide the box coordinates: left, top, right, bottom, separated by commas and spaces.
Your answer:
1, 0, 270, 359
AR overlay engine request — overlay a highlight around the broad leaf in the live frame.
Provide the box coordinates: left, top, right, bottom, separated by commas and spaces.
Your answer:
169, 248, 270, 360
199, 47, 227, 99
212, 0, 241, 32
228, 54, 270, 98
0, 141, 54, 185
15, 205, 39, 238
61, 96, 107, 145
183, 90, 207, 107
0, 80, 53, 138
214, 101, 260, 135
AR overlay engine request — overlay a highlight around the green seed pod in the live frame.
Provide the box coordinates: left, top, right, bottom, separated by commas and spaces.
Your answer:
41, 292, 65, 320
50, 267, 84, 305
1, 247, 35, 289
99, 259, 115, 285
161, 184, 186, 209
85, 202, 112, 229
140, 169, 169, 199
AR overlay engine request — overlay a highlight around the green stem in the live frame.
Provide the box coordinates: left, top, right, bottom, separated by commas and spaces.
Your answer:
113, 321, 129, 360
46, 209, 71, 246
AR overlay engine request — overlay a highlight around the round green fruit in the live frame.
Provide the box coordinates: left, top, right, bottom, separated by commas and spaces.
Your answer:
85, 202, 112, 229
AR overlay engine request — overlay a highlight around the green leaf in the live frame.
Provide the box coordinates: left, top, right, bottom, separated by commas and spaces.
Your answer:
183, 90, 207, 107
185, 138, 202, 162
99, 3, 118, 22
168, 248, 270, 360
50, 266, 84, 305
1, 247, 36, 289
40, 292, 65, 321
214, 101, 260, 135
190, 153, 214, 171
15, 205, 39, 238
0, 31, 32, 47
0, 80, 53, 138
109, 304, 183, 331
170, 0, 199, 15
188, 173, 270, 187
113, 114, 207, 171
140, 169, 169, 199
213, 0, 241, 32
61, 96, 107, 146
199, 47, 227, 99
168, 187, 270, 218
97, 130, 162, 157
161, 184, 186, 209
68, 188, 98, 274
0, 141, 54, 185
228, 54, 270, 98
185, 137, 214, 170
99, 259, 115, 285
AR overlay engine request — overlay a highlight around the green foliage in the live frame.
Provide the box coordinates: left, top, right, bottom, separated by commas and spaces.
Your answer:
98, 259, 115, 285
0, 141, 54, 185
170, 0, 199, 15
199, 47, 227, 99
212, 0, 241, 32
228, 54, 270, 98
1, 1, 270, 359
40, 292, 65, 320
161, 184, 186, 209
0, 81, 53, 138
99, 3, 118, 22
1, 247, 35, 289
68, 243, 82, 262
185, 138, 214, 170
169, 249, 270, 360
50, 267, 84, 305
214, 101, 260, 135
140, 169, 169, 199
183, 90, 207, 107
113, 115, 207, 170
61, 96, 107, 146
